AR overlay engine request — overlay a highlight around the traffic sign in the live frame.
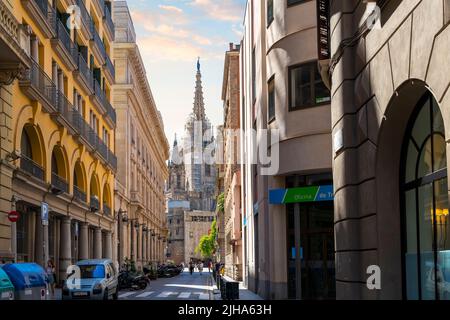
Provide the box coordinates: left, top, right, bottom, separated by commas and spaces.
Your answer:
8, 211, 19, 223
41, 202, 49, 226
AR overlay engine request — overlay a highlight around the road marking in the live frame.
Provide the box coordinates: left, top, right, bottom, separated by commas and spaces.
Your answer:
119, 292, 136, 299
178, 292, 191, 299
156, 291, 174, 298
199, 293, 209, 300
136, 291, 154, 298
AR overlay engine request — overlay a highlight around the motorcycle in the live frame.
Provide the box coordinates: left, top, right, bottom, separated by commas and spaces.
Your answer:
118, 270, 149, 290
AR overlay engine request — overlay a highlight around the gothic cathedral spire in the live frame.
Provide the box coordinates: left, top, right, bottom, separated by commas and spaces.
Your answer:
193, 57, 206, 120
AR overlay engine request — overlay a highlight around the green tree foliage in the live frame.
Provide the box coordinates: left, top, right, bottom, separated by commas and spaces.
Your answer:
217, 192, 225, 213
195, 219, 218, 258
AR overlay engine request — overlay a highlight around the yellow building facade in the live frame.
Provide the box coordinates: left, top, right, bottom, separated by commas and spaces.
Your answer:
0, 0, 117, 283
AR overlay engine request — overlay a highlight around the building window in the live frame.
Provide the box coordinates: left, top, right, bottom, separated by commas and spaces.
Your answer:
402, 92, 448, 300
268, 76, 275, 122
267, 0, 274, 26
289, 61, 330, 110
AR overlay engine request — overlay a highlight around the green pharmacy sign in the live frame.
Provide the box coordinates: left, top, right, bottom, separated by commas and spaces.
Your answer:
269, 185, 334, 204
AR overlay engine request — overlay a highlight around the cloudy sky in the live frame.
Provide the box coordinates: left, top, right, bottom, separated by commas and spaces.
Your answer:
126, 0, 247, 146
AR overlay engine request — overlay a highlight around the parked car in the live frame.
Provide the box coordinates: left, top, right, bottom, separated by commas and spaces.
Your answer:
62, 259, 118, 300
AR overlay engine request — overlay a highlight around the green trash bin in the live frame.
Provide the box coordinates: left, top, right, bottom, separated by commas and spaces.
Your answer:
0, 267, 14, 300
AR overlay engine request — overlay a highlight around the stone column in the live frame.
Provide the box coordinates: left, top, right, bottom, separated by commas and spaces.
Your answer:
94, 227, 102, 259
105, 231, 112, 259
136, 225, 141, 265
52, 62, 58, 87
79, 223, 89, 260
147, 231, 152, 264
130, 221, 135, 261
142, 231, 146, 264
59, 217, 72, 283
31, 36, 39, 61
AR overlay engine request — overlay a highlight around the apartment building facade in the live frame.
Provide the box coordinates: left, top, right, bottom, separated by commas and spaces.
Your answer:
0, 0, 117, 283
112, 1, 170, 268
241, 0, 334, 299
221, 43, 243, 281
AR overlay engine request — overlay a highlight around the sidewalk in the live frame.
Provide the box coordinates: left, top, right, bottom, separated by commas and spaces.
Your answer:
209, 274, 263, 300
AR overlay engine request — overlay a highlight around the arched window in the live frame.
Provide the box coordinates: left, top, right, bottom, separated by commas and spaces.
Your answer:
21, 129, 32, 159
402, 92, 449, 300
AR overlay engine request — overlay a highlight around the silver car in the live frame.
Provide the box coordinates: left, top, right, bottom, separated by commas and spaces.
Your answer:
62, 259, 118, 300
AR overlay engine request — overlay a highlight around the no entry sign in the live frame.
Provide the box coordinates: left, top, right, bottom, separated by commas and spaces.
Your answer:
8, 211, 19, 223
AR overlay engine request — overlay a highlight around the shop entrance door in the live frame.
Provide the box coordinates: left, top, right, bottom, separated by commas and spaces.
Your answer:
287, 201, 335, 300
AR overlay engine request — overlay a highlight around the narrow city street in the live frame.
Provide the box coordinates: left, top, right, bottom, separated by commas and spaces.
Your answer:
118, 269, 212, 300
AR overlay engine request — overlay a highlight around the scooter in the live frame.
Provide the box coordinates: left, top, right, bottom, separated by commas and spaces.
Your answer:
118, 270, 148, 290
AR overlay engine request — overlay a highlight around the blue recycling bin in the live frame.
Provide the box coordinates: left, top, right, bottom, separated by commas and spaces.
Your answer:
2, 263, 48, 300
0, 267, 14, 300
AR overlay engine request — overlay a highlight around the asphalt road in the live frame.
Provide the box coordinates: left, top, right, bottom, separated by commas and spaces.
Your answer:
118, 268, 213, 300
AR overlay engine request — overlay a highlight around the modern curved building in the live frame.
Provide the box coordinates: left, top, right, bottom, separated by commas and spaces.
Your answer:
240, 0, 334, 299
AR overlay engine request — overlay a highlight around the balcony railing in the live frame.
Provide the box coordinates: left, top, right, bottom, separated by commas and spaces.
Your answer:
91, 24, 107, 60
76, 53, 94, 92
90, 196, 100, 211
76, 0, 93, 38
74, 185, 87, 202
103, 203, 111, 216
93, 79, 116, 125
56, 90, 75, 126
51, 172, 68, 193
22, 0, 56, 38
104, 54, 115, 81
107, 149, 117, 171
104, 4, 114, 39
20, 155, 45, 180
55, 19, 78, 65
20, 60, 57, 112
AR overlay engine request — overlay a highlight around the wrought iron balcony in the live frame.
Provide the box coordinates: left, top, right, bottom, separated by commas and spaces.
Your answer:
20, 155, 45, 181
19, 59, 57, 113
52, 19, 78, 70
103, 203, 111, 216
92, 79, 116, 127
21, 0, 56, 38
76, 0, 93, 40
103, 54, 115, 85
107, 149, 117, 172
74, 185, 87, 202
54, 90, 78, 136
74, 53, 94, 94
90, 195, 100, 211
103, 4, 114, 41
51, 172, 68, 193
92, 0, 105, 18
90, 24, 106, 64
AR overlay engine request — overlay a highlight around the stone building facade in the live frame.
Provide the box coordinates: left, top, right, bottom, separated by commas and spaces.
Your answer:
166, 136, 189, 264
240, 0, 334, 300
184, 211, 216, 263
221, 43, 243, 280
330, 0, 450, 300
112, 1, 169, 269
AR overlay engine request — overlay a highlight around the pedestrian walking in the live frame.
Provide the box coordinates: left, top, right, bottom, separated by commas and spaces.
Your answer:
189, 261, 194, 275
46, 260, 56, 297
198, 261, 204, 275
